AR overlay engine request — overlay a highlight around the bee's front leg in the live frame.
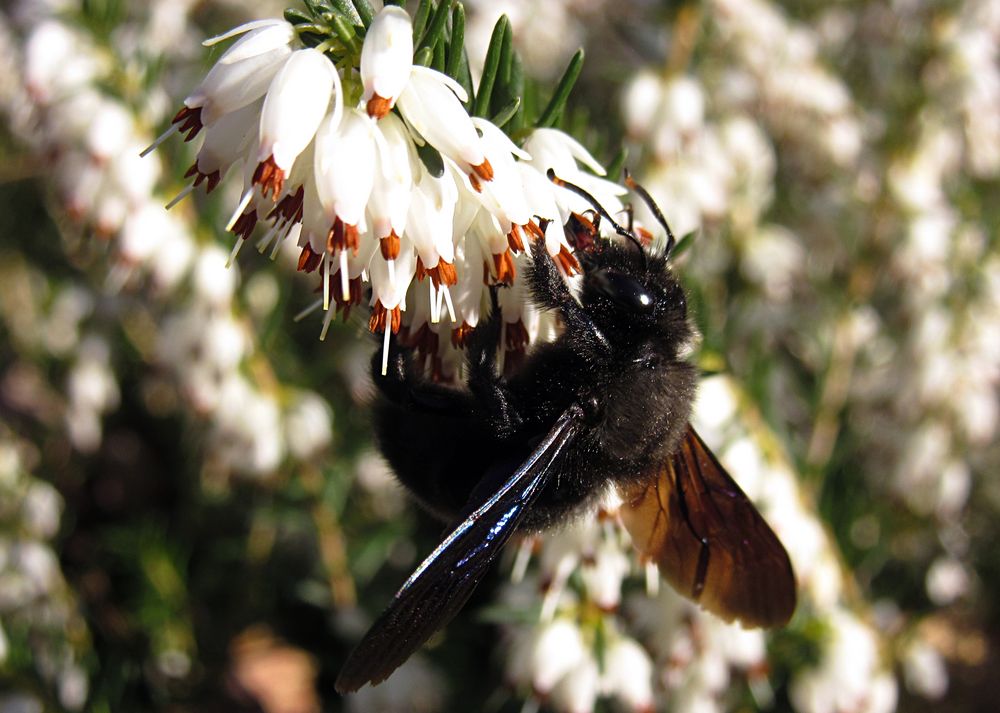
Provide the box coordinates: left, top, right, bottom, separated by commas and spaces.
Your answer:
526, 237, 610, 358
464, 287, 522, 440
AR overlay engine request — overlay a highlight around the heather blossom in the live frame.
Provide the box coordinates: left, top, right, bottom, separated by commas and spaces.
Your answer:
146, 3, 647, 380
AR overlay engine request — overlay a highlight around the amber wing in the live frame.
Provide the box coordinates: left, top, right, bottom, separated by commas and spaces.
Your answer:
619, 425, 796, 628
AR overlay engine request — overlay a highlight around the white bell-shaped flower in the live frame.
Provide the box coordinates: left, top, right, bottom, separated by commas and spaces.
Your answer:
368, 113, 416, 244
361, 6, 413, 118
407, 166, 459, 286
182, 20, 295, 128
254, 48, 340, 198
314, 108, 377, 247
397, 66, 492, 182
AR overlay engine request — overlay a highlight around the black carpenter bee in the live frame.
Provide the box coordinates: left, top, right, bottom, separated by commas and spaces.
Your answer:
335, 170, 796, 693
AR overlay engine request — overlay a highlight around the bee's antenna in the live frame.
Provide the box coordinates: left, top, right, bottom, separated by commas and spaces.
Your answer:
546, 169, 647, 266
623, 168, 677, 257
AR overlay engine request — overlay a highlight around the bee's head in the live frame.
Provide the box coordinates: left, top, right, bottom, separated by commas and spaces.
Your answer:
579, 240, 692, 352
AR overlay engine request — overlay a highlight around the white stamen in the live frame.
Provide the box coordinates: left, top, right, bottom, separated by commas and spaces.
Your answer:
441, 285, 456, 323
510, 538, 534, 584
225, 188, 254, 232
323, 251, 331, 311
540, 586, 560, 622
141, 124, 179, 157
104, 262, 131, 294
387, 259, 396, 288
429, 280, 439, 323
226, 237, 246, 268
164, 184, 195, 210
294, 298, 322, 322
256, 221, 281, 252
644, 560, 660, 597
340, 250, 350, 302
269, 221, 291, 260
319, 300, 335, 341
381, 322, 392, 376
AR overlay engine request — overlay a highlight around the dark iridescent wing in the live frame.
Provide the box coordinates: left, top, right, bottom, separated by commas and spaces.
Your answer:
335, 407, 583, 693
620, 425, 796, 628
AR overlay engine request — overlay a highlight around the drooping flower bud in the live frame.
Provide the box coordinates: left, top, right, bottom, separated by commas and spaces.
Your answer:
254, 48, 340, 198
361, 6, 413, 119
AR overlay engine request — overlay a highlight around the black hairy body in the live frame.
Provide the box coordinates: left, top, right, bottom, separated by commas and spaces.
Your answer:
372, 239, 696, 531
337, 224, 795, 694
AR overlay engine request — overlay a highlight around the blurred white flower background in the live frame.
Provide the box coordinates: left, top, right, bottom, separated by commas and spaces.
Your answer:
0, 0, 997, 712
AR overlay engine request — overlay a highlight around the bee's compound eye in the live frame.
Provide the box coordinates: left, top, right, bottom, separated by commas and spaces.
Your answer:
590, 269, 655, 314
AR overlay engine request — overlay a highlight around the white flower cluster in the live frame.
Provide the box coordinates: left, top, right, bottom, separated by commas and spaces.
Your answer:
149, 6, 633, 379
0, 438, 89, 711
5, 3, 336, 479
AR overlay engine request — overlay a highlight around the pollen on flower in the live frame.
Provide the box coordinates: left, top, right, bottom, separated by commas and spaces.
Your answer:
172, 105, 203, 141
379, 232, 401, 260
252, 155, 285, 199
366, 94, 393, 119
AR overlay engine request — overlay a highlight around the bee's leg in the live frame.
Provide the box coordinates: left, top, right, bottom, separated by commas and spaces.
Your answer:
370, 334, 469, 415
526, 237, 611, 356
465, 286, 522, 439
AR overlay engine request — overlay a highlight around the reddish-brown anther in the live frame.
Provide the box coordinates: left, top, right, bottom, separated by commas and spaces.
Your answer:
451, 321, 475, 348
507, 224, 525, 253
326, 218, 360, 255
366, 94, 393, 119
171, 105, 203, 141
231, 207, 258, 241
184, 162, 221, 193
380, 231, 401, 260
297, 244, 322, 273
268, 186, 304, 223
470, 158, 494, 182
493, 249, 516, 285
554, 245, 582, 277
369, 301, 402, 334
253, 156, 285, 200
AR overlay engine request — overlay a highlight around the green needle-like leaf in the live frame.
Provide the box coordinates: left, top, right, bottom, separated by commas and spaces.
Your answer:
536, 49, 584, 128
384, 0, 406, 6
432, 33, 446, 71
284, 9, 314, 25
445, 4, 465, 81
413, 45, 433, 67
419, 0, 453, 52
329, 0, 362, 25
491, 97, 521, 129
670, 230, 698, 259
330, 15, 361, 54
350, 0, 374, 27
473, 14, 509, 117
412, 0, 432, 44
